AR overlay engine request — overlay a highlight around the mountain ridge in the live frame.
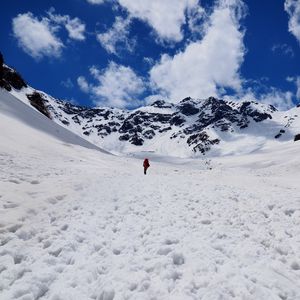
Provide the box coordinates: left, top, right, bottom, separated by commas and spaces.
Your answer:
1, 54, 300, 157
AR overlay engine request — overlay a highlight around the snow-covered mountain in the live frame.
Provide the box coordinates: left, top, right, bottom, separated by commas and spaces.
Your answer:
1, 55, 300, 299
1, 55, 300, 158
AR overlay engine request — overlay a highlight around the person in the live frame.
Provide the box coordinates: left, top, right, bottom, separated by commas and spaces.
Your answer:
143, 158, 150, 175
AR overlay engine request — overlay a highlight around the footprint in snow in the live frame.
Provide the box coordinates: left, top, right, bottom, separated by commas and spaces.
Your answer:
8, 179, 20, 184
30, 180, 40, 185
172, 252, 185, 265
7, 223, 22, 233
113, 248, 121, 255
201, 219, 212, 225
47, 198, 58, 205
3, 202, 19, 209
56, 195, 66, 201
291, 261, 300, 270
284, 209, 295, 216
157, 247, 172, 255
60, 224, 68, 231
164, 238, 179, 245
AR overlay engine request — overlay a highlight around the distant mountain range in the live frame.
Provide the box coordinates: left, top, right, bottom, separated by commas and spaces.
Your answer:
1, 53, 300, 157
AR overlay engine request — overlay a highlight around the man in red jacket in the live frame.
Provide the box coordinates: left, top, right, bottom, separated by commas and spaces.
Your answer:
143, 158, 150, 175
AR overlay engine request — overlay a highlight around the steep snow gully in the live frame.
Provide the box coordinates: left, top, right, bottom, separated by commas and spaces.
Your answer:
0, 90, 300, 299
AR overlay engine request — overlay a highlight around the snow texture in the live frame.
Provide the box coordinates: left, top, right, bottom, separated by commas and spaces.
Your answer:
0, 89, 300, 299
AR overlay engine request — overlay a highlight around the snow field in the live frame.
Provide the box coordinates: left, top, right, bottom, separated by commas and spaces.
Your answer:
1, 148, 299, 299
0, 90, 300, 299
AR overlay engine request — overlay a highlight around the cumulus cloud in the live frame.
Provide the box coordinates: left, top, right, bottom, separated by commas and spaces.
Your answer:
149, 0, 246, 102
97, 16, 134, 55
12, 10, 86, 59
47, 8, 86, 41
12, 12, 64, 59
77, 62, 146, 108
77, 76, 90, 93
117, 0, 199, 42
248, 90, 294, 111
285, 0, 300, 43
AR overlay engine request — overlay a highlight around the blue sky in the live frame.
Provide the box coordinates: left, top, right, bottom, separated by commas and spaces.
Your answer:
1, 0, 300, 110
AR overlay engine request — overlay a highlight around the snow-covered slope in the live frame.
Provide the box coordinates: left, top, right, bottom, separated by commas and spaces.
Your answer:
0, 89, 107, 153
1, 82, 300, 299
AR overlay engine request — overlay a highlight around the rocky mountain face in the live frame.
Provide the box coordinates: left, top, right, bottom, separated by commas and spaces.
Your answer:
1, 54, 300, 157
42, 94, 299, 156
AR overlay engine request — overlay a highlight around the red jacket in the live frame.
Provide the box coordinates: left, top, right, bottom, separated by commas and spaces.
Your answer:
143, 159, 150, 168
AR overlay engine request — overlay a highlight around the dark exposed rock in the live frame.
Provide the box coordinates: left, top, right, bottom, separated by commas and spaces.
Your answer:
151, 100, 173, 108
152, 113, 172, 123
240, 102, 272, 122
170, 114, 185, 126
159, 126, 172, 133
119, 134, 130, 141
0, 52, 3, 67
61, 119, 70, 125
179, 102, 199, 116
275, 129, 286, 138
119, 120, 134, 133
26, 92, 51, 119
294, 134, 300, 142
0, 53, 27, 91
0, 65, 27, 91
187, 131, 220, 154
180, 97, 192, 102
72, 115, 81, 125
143, 129, 155, 139
129, 133, 144, 146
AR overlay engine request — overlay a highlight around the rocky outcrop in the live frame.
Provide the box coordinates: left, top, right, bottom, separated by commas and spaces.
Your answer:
0, 52, 27, 91
26, 92, 51, 119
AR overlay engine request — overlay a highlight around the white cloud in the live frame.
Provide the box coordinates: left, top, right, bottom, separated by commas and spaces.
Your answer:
286, 76, 300, 99
86, 0, 106, 4
12, 10, 86, 59
271, 43, 294, 57
149, 0, 246, 102
47, 9, 86, 41
97, 16, 134, 54
285, 0, 300, 43
252, 90, 294, 111
296, 77, 300, 99
12, 12, 64, 59
77, 76, 90, 93
61, 78, 74, 89
224, 89, 294, 111
78, 62, 146, 108
64, 18, 86, 41
117, 0, 199, 42
187, 5, 207, 36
